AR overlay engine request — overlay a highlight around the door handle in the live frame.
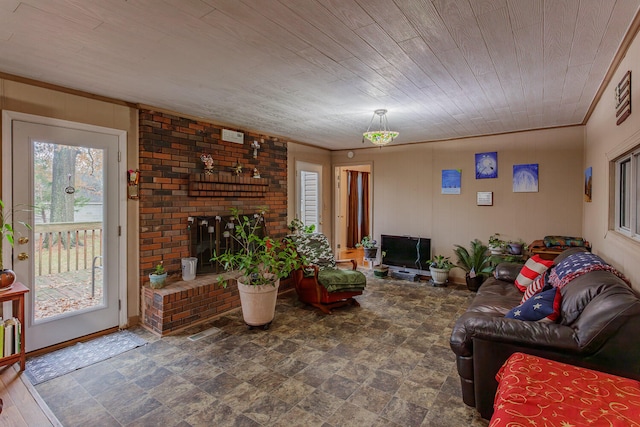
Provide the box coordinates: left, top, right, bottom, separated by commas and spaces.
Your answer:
18, 237, 29, 244
17, 252, 29, 261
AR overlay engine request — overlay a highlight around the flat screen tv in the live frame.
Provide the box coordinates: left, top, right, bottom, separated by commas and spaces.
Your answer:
381, 234, 431, 272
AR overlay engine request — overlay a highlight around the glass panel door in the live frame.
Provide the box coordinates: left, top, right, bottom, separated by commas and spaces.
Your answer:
12, 120, 120, 352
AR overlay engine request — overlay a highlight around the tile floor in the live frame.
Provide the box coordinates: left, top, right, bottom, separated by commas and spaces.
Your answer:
33, 272, 490, 427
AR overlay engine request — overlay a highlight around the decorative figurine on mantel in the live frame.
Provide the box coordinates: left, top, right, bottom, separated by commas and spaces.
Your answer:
200, 153, 214, 175
232, 162, 243, 176
253, 168, 261, 178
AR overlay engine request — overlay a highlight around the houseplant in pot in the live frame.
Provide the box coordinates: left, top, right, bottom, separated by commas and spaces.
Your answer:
427, 255, 454, 286
373, 251, 388, 277
488, 233, 506, 254
356, 236, 378, 260
453, 239, 495, 291
213, 208, 305, 330
149, 261, 167, 289
507, 239, 527, 255
0, 200, 31, 289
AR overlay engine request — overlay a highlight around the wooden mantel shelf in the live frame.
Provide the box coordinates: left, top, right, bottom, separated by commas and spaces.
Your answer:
188, 173, 268, 198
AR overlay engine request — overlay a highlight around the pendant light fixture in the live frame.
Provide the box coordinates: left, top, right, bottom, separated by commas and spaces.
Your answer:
362, 109, 399, 146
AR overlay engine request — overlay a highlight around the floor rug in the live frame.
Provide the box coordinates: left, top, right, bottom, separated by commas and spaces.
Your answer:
24, 330, 147, 385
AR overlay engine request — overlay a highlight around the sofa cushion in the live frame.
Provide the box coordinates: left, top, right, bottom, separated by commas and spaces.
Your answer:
506, 285, 561, 322
514, 255, 554, 292
493, 263, 523, 283
560, 270, 637, 326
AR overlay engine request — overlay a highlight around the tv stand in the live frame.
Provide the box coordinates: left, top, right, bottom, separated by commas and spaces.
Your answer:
390, 270, 419, 282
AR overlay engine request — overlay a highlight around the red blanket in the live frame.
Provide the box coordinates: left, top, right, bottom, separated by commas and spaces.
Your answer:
490, 353, 640, 427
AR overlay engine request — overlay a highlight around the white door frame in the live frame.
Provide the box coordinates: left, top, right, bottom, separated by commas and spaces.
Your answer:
333, 162, 373, 254
2, 111, 128, 330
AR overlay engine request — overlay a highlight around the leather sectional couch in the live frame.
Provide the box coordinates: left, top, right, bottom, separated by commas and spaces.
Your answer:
450, 247, 640, 419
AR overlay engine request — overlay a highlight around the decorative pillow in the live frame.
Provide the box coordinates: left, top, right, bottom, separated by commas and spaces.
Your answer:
506, 285, 562, 323
514, 255, 554, 292
521, 271, 547, 304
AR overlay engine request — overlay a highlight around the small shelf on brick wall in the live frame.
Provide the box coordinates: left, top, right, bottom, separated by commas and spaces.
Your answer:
188, 173, 268, 198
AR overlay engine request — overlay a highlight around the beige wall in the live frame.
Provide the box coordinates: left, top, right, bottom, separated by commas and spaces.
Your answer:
585, 28, 640, 292
332, 126, 585, 283
287, 142, 333, 239
0, 79, 140, 322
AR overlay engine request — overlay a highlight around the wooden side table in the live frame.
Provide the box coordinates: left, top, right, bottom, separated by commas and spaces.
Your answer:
0, 282, 29, 371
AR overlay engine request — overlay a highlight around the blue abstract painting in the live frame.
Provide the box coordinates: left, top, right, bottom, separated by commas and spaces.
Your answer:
441, 169, 461, 194
475, 152, 498, 179
513, 164, 538, 192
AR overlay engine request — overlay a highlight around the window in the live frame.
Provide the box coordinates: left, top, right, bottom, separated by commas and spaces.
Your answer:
295, 161, 322, 233
615, 149, 640, 239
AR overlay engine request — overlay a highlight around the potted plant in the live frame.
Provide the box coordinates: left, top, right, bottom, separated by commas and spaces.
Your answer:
212, 208, 305, 330
453, 239, 494, 291
287, 218, 316, 234
149, 261, 167, 289
373, 251, 389, 277
356, 236, 378, 260
488, 233, 507, 255
427, 254, 454, 286
0, 200, 31, 289
507, 239, 527, 255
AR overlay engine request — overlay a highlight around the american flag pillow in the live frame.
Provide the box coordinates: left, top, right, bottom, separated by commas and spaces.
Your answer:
506, 285, 562, 323
514, 255, 554, 292
521, 271, 548, 304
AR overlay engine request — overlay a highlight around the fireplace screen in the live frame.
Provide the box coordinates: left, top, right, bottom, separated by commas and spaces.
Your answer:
189, 215, 265, 275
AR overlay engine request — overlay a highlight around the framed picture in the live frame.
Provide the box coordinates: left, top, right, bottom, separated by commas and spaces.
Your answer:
513, 164, 539, 192
585, 167, 592, 202
475, 152, 498, 179
477, 191, 493, 206
441, 169, 461, 194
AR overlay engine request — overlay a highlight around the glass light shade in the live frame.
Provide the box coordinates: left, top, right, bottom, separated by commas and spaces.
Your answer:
363, 130, 399, 146
363, 109, 399, 146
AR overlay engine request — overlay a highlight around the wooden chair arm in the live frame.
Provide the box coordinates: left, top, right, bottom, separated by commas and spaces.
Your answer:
335, 259, 357, 270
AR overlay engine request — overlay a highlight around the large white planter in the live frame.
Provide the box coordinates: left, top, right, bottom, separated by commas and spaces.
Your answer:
429, 267, 450, 286
237, 278, 280, 329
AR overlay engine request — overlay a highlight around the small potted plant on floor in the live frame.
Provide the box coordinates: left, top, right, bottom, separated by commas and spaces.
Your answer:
356, 236, 378, 260
453, 239, 494, 291
149, 261, 167, 289
212, 208, 306, 329
427, 254, 454, 286
373, 251, 389, 277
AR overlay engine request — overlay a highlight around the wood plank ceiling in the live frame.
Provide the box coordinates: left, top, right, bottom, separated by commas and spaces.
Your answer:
0, 0, 638, 150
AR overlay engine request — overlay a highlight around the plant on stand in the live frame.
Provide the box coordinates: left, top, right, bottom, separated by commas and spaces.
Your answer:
453, 239, 495, 291
507, 239, 527, 255
149, 261, 167, 289
0, 200, 31, 289
427, 254, 454, 286
213, 208, 306, 330
488, 233, 507, 255
356, 236, 378, 260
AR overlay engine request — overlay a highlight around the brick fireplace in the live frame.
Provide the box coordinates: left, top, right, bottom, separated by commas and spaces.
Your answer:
139, 109, 290, 334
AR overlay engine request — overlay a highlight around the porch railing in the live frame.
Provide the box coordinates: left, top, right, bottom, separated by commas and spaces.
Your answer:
34, 222, 103, 276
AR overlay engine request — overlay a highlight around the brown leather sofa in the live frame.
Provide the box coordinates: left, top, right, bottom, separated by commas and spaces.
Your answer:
450, 248, 640, 419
